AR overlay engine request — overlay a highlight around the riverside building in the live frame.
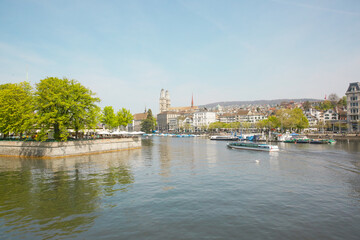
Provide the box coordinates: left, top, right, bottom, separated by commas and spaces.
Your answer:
346, 82, 360, 132
157, 111, 181, 132
193, 111, 216, 130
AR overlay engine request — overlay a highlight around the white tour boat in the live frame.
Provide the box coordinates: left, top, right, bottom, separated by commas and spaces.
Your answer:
227, 142, 279, 152
210, 135, 239, 141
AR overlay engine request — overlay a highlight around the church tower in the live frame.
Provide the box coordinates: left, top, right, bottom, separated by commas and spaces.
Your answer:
165, 90, 171, 110
159, 89, 168, 113
159, 89, 171, 113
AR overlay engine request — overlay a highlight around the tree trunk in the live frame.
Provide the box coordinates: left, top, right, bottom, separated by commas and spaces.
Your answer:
54, 123, 60, 141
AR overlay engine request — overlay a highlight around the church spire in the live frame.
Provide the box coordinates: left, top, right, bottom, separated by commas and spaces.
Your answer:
191, 93, 194, 108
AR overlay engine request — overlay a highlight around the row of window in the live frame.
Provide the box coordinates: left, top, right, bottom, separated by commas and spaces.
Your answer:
350, 102, 359, 107
350, 115, 359, 120
350, 96, 358, 101
350, 108, 359, 114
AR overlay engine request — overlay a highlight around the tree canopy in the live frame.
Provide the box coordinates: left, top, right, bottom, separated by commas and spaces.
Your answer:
35, 77, 100, 141
68, 81, 100, 138
101, 106, 117, 130
116, 108, 133, 129
316, 100, 334, 111
328, 93, 339, 106
0, 82, 35, 137
337, 96, 347, 107
303, 101, 311, 111
276, 108, 309, 131
141, 109, 156, 133
256, 116, 280, 130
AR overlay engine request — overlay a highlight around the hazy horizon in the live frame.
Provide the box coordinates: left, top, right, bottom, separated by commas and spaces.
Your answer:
1, 0, 359, 114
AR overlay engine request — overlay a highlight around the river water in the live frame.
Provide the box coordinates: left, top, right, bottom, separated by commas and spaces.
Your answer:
0, 137, 360, 240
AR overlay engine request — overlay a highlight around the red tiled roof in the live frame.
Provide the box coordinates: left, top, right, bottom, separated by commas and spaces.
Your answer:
133, 113, 147, 121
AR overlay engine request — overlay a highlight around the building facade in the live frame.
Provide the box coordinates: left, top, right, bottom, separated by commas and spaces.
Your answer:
157, 111, 180, 132
219, 113, 237, 123
323, 109, 338, 121
235, 110, 266, 123
128, 113, 148, 131
346, 82, 360, 132
193, 112, 216, 129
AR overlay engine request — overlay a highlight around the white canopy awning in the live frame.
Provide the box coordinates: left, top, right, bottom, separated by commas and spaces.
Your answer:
128, 131, 145, 135
97, 130, 111, 135
111, 131, 129, 135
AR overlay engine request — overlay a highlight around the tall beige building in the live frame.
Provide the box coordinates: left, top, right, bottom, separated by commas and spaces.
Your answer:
159, 89, 171, 113
346, 82, 360, 132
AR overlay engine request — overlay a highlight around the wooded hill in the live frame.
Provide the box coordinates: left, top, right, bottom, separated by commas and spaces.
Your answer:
201, 99, 322, 108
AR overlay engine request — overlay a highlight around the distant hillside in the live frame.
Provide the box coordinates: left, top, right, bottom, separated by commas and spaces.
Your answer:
201, 99, 322, 108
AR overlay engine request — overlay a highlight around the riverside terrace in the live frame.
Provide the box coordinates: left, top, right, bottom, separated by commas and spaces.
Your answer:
0, 136, 141, 158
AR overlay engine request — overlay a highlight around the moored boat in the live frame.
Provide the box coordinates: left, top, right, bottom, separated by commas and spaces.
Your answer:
310, 139, 337, 144
284, 135, 310, 143
310, 139, 328, 144
210, 136, 239, 141
296, 139, 311, 143
285, 138, 337, 144
227, 142, 279, 152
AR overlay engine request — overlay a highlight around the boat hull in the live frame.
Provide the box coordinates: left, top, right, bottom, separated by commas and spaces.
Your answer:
227, 143, 279, 152
210, 136, 239, 141
285, 139, 336, 144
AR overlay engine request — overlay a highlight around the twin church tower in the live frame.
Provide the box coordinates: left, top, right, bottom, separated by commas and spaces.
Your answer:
159, 89, 195, 113
159, 89, 171, 113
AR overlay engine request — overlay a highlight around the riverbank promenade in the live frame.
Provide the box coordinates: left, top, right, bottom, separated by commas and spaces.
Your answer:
0, 137, 141, 158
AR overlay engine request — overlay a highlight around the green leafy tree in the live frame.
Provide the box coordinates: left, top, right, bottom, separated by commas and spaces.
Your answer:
141, 109, 156, 133
101, 106, 117, 130
228, 122, 240, 129
255, 118, 280, 130
67, 81, 100, 139
292, 108, 309, 129
268, 116, 281, 129
337, 96, 347, 107
256, 119, 267, 129
184, 123, 192, 132
35, 77, 100, 141
303, 101, 311, 111
316, 100, 334, 111
209, 122, 228, 130
242, 122, 251, 133
0, 82, 35, 138
276, 108, 308, 131
116, 108, 133, 129
328, 93, 339, 106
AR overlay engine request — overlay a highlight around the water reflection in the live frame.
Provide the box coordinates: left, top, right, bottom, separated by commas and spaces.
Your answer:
335, 140, 360, 153
0, 150, 139, 239
159, 138, 172, 178
1, 138, 360, 240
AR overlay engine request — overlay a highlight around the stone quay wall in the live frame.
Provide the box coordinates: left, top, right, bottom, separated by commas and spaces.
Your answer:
306, 133, 360, 141
0, 137, 141, 158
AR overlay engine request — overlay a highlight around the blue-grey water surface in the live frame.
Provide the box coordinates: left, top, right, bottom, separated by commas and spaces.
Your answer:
1, 137, 360, 240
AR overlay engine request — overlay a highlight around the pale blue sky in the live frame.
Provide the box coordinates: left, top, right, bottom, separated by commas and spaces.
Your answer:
1, 0, 359, 113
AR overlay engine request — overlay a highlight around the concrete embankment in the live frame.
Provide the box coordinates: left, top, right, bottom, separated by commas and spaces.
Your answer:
306, 133, 360, 141
0, 137, 141, 158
